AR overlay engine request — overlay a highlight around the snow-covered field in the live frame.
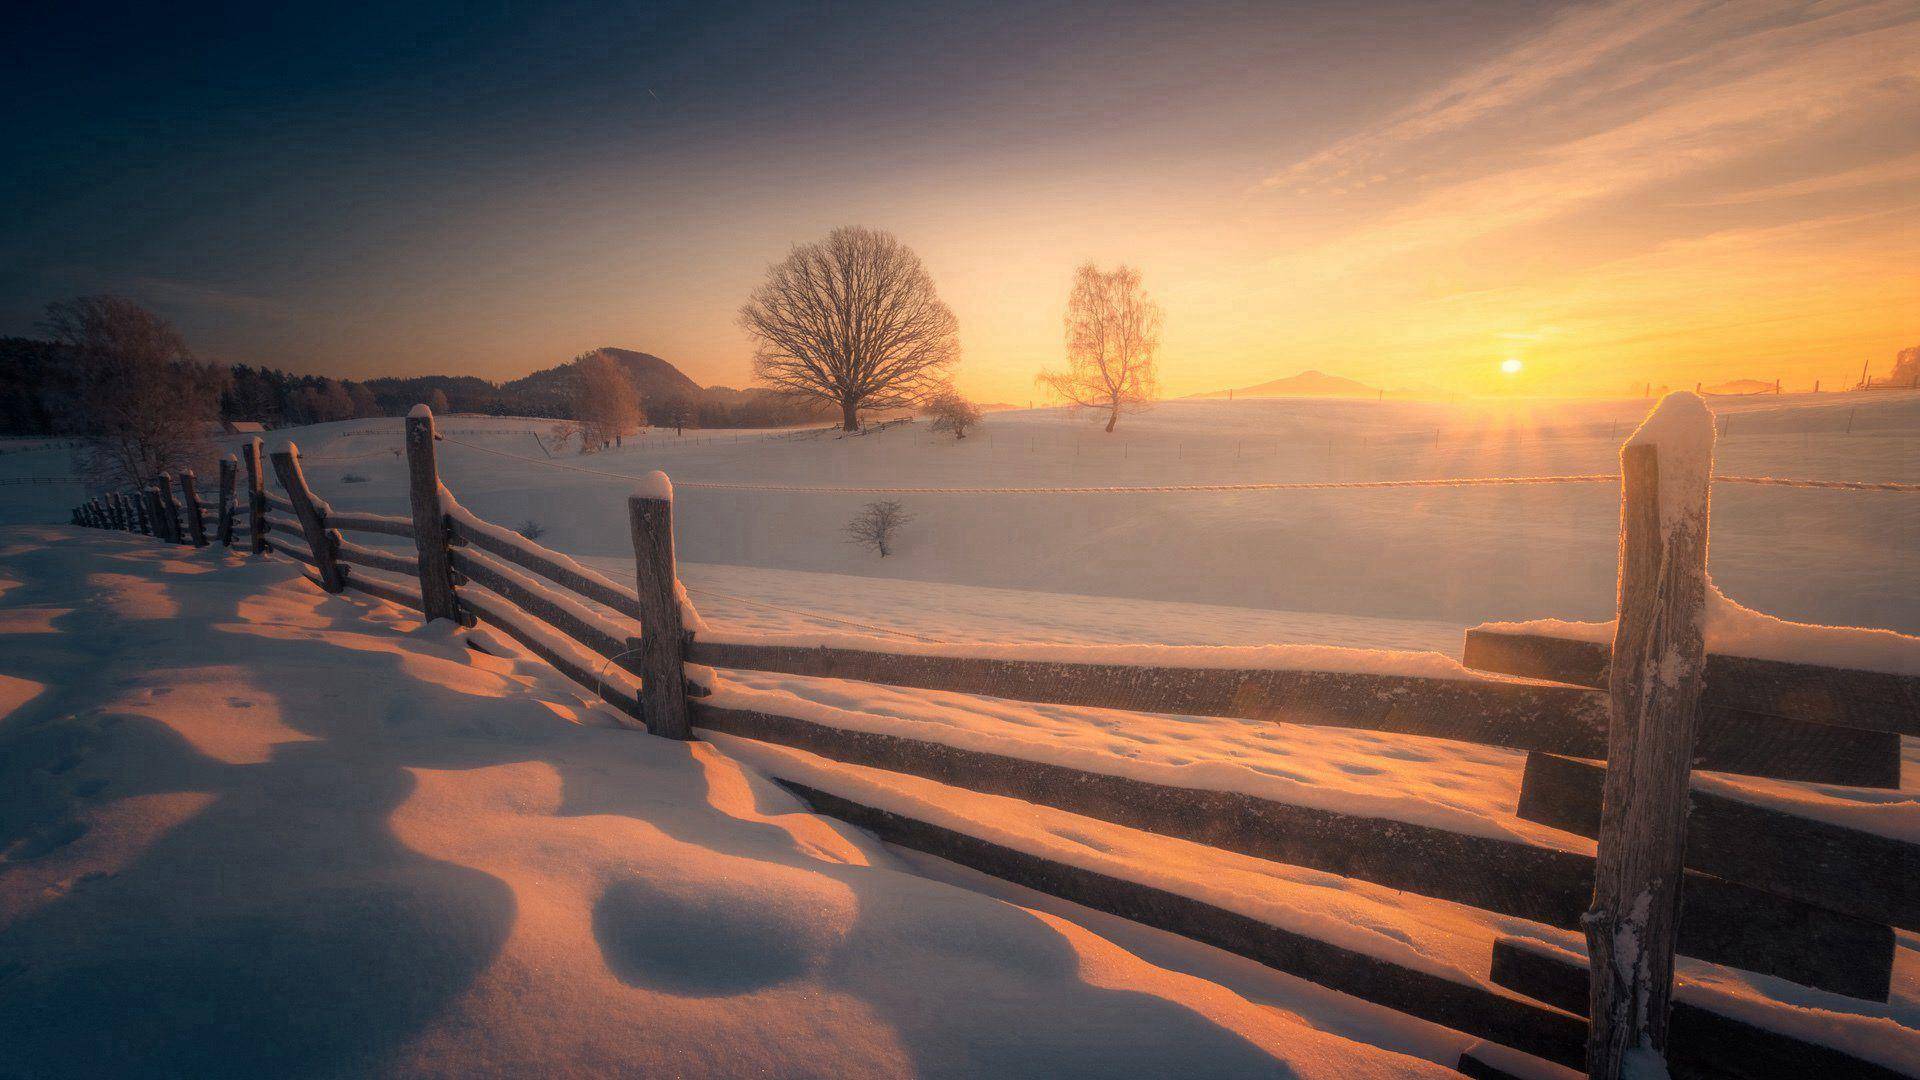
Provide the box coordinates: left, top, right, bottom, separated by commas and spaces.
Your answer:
0, 525, 1495, 1078
6, 392, 1917, 640
4, 393, 1917, 1076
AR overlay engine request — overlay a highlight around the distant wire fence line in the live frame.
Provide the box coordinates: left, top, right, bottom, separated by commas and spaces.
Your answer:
434, 437, 1920, 494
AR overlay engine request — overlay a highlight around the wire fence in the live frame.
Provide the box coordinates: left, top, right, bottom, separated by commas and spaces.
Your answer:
433, 436, 1920, 494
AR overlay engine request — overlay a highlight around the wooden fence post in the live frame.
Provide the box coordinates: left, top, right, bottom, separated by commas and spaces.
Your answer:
154, 474, 183, 542
404, 406, 462, 623
244, 438, 267, 554
107, 493, 123, 531
216, 456, 238, 546
179, 470, 208, 547
142, 488, 166, 538
1585, 392, 1715, 1080
628, 471, 690, 739
270, 445, 346, 592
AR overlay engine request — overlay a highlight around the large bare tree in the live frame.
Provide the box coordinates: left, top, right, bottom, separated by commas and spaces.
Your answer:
41, 295, 223, 488
739, 226, 959, 432
1037, 264, 1162, 432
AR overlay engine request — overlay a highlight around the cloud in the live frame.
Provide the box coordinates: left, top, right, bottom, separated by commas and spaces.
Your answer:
129, 277, 295, 320
1268, 0, 1920, 269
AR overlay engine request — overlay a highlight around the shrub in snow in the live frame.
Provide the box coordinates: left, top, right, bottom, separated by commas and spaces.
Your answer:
845, 500, 911, 558
926, 389, 983, 440
516, 519, 548, 541
341, 473, 369, 484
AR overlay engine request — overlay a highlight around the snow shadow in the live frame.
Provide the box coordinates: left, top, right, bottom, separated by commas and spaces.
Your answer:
2, 531, 1298, 1078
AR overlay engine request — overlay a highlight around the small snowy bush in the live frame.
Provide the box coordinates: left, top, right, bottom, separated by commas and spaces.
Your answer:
341, 473, 369, 484
926, 390, 983, 440
516, 519, 547, 540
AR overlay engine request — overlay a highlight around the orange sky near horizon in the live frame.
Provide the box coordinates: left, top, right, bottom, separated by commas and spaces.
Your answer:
349, 2, 1917, 403
11, 1, 1915, 404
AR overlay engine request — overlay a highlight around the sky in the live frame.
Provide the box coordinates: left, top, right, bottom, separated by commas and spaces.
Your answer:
3, 0, 1915, 402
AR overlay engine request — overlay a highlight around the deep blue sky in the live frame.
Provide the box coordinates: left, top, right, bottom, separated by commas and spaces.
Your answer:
8, 1, 1908, 398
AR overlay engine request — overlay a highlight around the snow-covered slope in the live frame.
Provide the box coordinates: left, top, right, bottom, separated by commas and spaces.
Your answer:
9, 390, 1917, 642
0, 526, 1466, 1079
233, 391, 1920, 640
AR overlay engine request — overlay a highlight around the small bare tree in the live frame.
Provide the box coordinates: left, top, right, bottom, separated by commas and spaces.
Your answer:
845, 499, 912, 557
571, 352, 641, 452
1037, 263, 1162, 432
41, 296, 222, 488
926, 388, 983, 440
740, 226, 959, 432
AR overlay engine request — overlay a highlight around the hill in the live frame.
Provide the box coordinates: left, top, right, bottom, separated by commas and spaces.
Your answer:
501, 347, 706, 421
1703, 378, 1779, 395
1191, 370, 1379, 399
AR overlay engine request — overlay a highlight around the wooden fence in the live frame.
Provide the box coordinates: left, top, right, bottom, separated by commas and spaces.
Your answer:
68, 403, 1917, 1080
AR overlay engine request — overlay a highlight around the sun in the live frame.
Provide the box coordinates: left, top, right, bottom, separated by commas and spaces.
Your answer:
1500, 358, 1524, 374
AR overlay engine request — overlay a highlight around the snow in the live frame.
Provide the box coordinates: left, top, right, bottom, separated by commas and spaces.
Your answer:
0, 526, 1457, 1079
700, 624, 1503, 680
408, 403, 433, 419
1624, 390, 1715, 536
1478, 585, 1920, 677
633, 469, 673, 502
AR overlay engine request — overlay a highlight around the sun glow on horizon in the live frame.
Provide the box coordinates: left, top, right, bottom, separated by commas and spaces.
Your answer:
1501, 358, 1524, 375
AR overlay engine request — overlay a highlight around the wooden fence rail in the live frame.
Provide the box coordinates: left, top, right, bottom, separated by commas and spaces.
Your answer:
65, 396, 1915, 1080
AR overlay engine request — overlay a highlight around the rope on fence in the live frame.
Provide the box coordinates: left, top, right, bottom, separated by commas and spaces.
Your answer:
440, 437, 1920, 493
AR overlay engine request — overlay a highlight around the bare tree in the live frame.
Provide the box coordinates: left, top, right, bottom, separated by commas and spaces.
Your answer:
845, 499, 912, 557
426, 388, 451, 415
1037, 263, 1162, 432
925, 388, 983, 440
571, 352, 641, 451
740, 226, 959, 432
40, 296, 223, 488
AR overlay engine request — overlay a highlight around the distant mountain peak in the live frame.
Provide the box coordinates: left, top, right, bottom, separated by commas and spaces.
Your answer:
1192, 370, 1379, 399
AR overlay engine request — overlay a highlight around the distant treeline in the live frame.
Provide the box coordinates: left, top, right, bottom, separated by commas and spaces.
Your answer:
0, 337, 835, 435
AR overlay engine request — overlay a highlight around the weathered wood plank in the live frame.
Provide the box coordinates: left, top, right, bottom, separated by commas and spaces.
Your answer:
448, 547, 628, 662
327, 510, 415, 539
1519, 752, 1916, 934
770, 777, 1591, 1070
456, 588, 641, 724
340, 569, 429, 615
1587, 421, 1714, 1079
689, 638, 1615, 757
216, 457, 237, 546
1465, 628, 1920, 739
178, 470, 208, 546
404, 408, 462, 623
630, 476, 690, 739
448, 518, 642, 621
1489, 937, 1908, 1080
269, 447, 344, 592
243, 438, 267, 554
336, 538, 421, 578
693, 702, 1889, 999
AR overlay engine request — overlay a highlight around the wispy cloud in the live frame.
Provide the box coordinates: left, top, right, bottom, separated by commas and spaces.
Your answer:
1270, 0, 1920, 268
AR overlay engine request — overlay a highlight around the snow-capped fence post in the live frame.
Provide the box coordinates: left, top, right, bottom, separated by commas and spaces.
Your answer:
154, 474, 183, 543
243, 438, 267, 554
628, 472, 691, 740
1585, 392, 1714, 1080
405, 406, 463, 624
270, 446, 346, 592
179, 470, 208, 547
216, 457, 237, 546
